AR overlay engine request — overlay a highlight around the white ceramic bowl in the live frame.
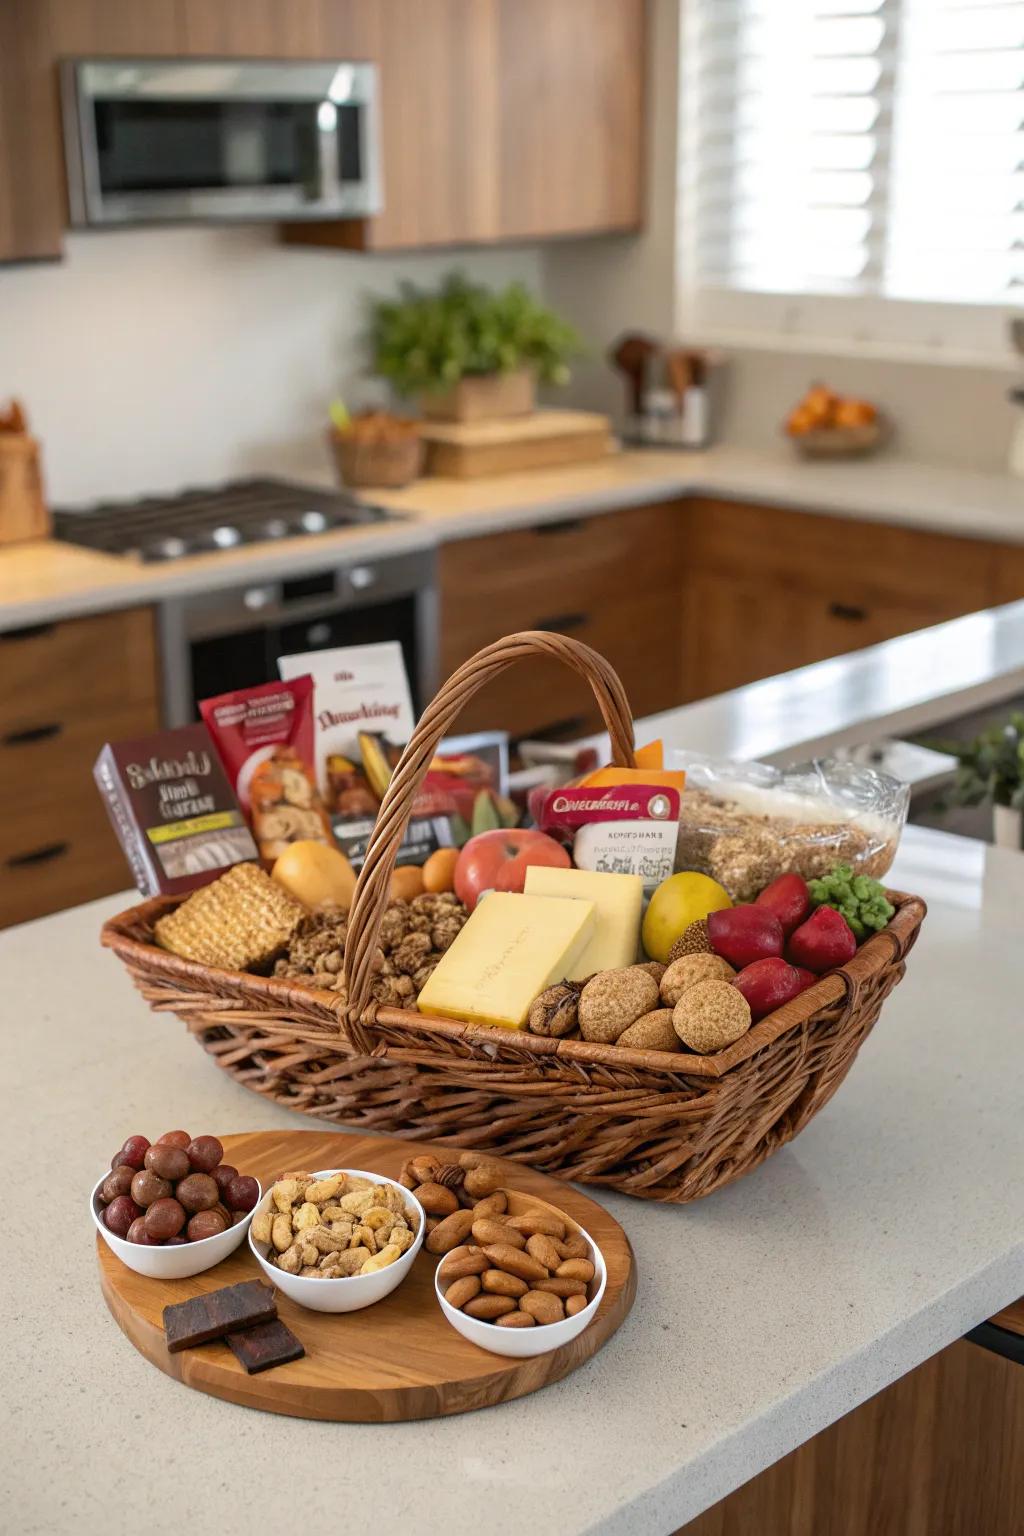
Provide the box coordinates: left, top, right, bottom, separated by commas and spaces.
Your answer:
249, 1168, 425, 1314
91, 1172, 261, 1280
434, 1215, 607, 1359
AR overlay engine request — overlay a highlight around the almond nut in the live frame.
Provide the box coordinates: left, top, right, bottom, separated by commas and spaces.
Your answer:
463, 1293, 516, 1320
463, 1161, 504, 1198
408, 1155, 442, 1184
437, 1248, 489, 1284
565, 1293, 588, 1317
481, 1244, 548, 1283
425, 1209, 475, 1254
505, 1209, 565, 1240
444, 1275, 482, 1309
525, 1233, 562, 1272
416, 1181, 459, 1217
555, 1233, 588, 1261
472, 1191, 509, 1219
471, 1217, 525, 1249
497, 1311, 536, 1328
521, 1289, 565, 1325
481, 1268, 528, 1298
556, 1258, 595, 1282
532, 1275, 588, 1298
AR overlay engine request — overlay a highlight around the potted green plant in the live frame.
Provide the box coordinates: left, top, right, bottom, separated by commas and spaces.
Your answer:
929, 713, 1024, 850
369, 273, 582, 422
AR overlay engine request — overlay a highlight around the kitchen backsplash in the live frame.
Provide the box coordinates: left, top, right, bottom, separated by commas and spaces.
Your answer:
0, 228, 544, 505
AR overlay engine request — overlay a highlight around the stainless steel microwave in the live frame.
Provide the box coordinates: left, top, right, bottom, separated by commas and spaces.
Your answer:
60, 58, 381, 226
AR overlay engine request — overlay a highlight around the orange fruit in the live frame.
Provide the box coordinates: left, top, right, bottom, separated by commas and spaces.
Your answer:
423, 846, 459, 894
390, 864, 425, 902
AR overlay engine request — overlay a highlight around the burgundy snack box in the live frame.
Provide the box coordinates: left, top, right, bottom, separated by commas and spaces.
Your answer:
93, 723, 259, 898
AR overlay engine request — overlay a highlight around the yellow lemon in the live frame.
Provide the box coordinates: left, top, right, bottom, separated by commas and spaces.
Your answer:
642, 871, 732, 963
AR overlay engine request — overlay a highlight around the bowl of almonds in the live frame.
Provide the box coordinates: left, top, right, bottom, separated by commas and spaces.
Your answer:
419, 1159, 607, 1359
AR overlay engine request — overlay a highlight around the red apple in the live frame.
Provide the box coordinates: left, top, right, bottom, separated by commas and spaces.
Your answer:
454, 829, 570, 912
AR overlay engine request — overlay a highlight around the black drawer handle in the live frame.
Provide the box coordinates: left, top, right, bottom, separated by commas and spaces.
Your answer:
535, 612, 588, 633
0, 622, 57, 642
2, 722, 63, 747
828, 601, 868, 622
6, 841, 70, 868
534, 518, 586, 536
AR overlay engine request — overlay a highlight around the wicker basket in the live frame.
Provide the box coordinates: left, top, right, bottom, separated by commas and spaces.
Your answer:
101, 632, 926, 1203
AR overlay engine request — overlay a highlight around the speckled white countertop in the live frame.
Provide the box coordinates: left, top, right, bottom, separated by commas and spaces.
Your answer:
2, 822, 1022, 1536
1, 444, 1022, 631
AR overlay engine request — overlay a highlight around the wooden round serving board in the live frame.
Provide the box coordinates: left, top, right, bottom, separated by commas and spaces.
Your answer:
97, 1130, 636, 1422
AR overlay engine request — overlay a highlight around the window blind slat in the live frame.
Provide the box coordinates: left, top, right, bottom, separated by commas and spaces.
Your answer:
688, 0, 1024, 306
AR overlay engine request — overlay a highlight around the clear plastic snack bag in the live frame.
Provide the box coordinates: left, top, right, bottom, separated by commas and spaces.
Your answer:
667, 752, 910, 902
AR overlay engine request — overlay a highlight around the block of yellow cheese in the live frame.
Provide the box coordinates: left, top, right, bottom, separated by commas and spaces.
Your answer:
416, 891, 596, 1030
524, 865, 643, 978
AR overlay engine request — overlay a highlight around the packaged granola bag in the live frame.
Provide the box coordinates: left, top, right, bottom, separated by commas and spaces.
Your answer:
667, 753, 909, 902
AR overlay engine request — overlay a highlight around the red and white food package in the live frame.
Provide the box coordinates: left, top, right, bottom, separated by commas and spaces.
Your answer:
531, 783, 681, 894
199, 677, 334, 862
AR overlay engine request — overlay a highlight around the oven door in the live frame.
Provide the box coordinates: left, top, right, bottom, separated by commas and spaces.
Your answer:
61, 58, 380, 225
158, 553, 437, 727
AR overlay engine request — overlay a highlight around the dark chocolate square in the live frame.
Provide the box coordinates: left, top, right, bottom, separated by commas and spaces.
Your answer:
163, 1280, 277, 1353
226, 1320, 305, 1374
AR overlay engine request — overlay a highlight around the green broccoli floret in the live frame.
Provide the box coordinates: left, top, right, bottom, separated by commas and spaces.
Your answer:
807, 864, 894, 941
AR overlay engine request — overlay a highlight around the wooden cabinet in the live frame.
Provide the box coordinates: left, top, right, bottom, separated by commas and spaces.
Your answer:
438, 501, 685, 741
282, 0, 646, 252
680, 499, 996, 701
0, 1, 65, 263
680, 1337, 1024, 1535
496, 0, 646, 240
0, 0, 645, 263
0, 607, 160, 926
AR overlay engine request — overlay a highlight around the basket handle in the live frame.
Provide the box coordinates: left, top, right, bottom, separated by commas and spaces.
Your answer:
342, 630, 637, 1038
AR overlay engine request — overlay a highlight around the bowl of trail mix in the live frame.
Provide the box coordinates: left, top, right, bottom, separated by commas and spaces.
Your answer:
249, 1168, 425, 1312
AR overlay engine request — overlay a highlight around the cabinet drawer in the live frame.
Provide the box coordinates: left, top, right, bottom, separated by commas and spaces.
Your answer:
686, 498, 993, 614
683, 569, 973, 700
438, 501, 685, 611
445, 586, 685, 741
0, 802, 128, 927
0, 702, 160, 820
0, 607, 158, 732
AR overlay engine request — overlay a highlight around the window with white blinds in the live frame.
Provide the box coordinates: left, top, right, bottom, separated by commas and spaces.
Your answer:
680, 0, 1024, 351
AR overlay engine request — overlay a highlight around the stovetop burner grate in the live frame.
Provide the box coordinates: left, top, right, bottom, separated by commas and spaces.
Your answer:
52, 477, 397, 562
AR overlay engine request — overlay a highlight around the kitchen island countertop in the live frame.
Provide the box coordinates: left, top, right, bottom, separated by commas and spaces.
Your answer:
1, 443, 1022, 632
3, 815, 1023, 1536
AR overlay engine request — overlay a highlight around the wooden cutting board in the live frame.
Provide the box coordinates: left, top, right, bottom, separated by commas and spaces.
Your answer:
419, 409, 613, 478
97, 1129, 636, 1421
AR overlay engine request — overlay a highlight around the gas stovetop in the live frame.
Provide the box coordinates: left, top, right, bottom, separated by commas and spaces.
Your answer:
52, 477, 400, 563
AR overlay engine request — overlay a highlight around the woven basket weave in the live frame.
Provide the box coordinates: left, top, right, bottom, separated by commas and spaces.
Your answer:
101, 632, 926, 1203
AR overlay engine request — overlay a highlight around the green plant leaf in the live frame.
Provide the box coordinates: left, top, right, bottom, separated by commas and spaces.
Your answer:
368, 271, 584, 396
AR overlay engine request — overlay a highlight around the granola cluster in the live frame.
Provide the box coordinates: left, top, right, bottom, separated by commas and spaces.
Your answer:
273, 890, 468, 1008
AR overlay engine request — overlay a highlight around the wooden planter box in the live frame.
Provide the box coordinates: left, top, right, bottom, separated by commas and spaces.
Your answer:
420, 368, 535, 423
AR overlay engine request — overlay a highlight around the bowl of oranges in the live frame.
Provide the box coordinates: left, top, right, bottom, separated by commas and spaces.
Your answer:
784, 384, 888, 459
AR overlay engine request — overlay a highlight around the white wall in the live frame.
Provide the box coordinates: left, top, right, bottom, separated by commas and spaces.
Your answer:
0, 228, 544, 504
541, 0, 681, 423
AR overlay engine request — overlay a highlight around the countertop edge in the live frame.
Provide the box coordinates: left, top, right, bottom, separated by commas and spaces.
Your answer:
601, 1241, 1024, 1535
3, 447, 1023, 633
